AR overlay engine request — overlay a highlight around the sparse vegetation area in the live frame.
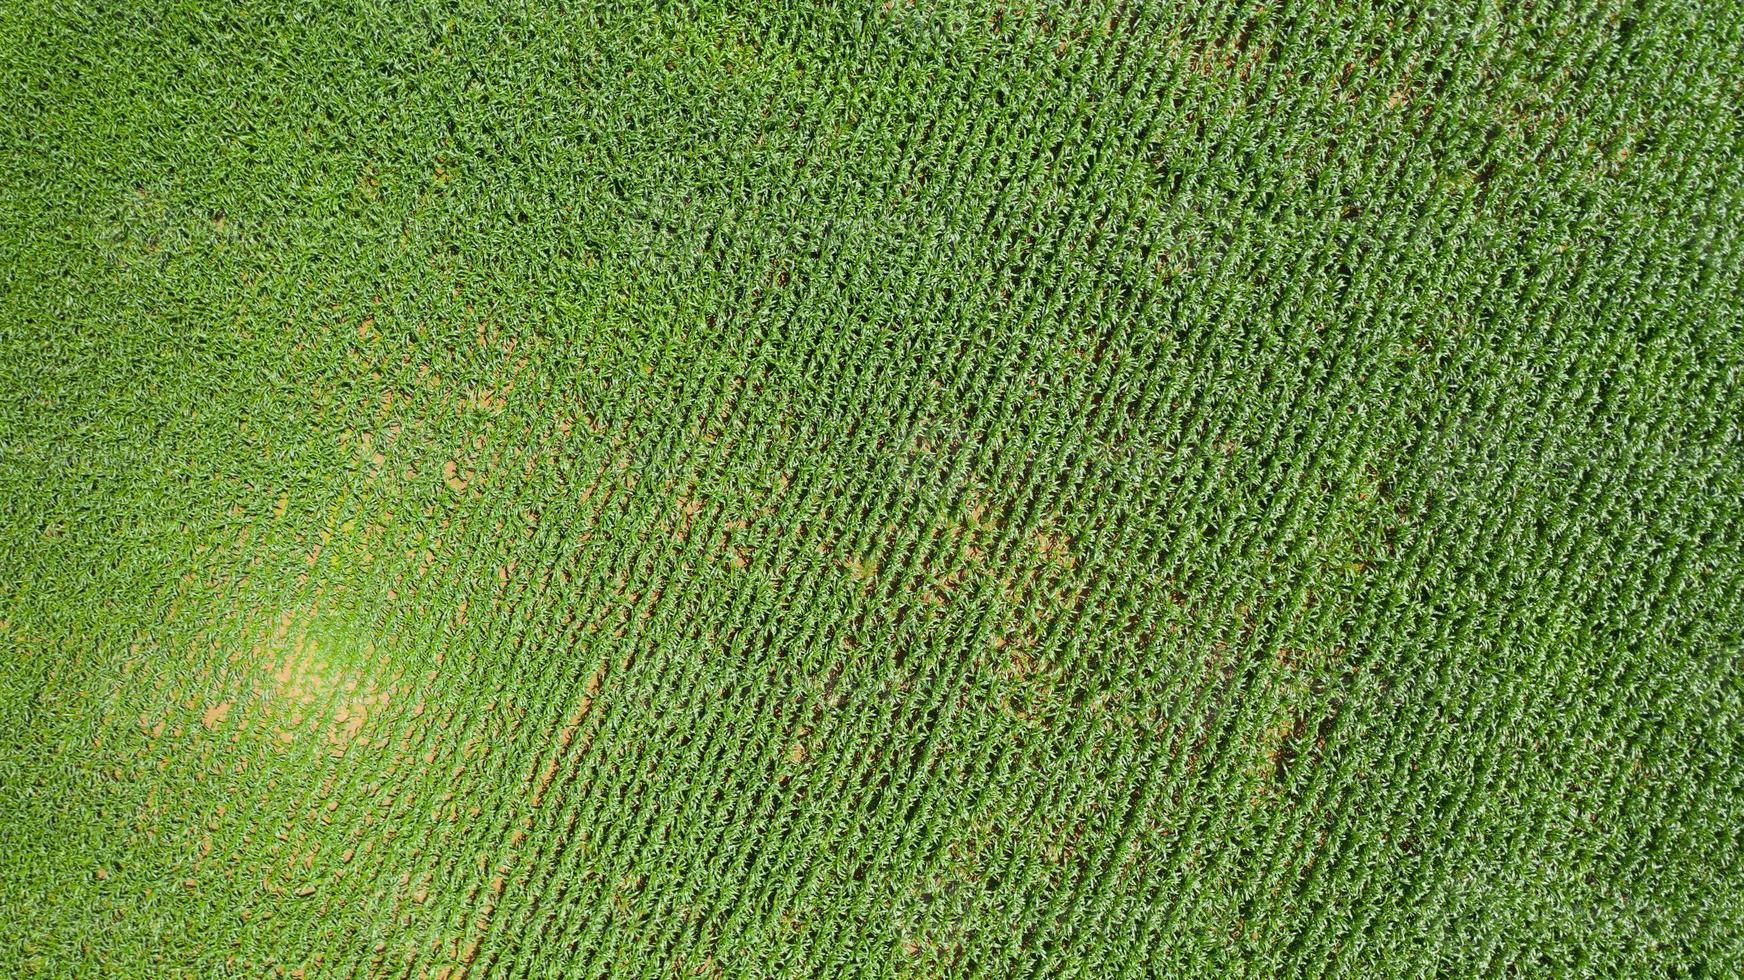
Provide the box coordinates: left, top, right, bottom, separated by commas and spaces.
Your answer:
3, 1, 1742, 975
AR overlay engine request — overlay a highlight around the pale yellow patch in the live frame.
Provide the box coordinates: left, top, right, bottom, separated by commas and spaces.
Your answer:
236, 604, 396, 753
202, 701, 232, 730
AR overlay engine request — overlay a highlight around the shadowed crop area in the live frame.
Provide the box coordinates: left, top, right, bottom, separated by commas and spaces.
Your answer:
3, 1, 1742, 976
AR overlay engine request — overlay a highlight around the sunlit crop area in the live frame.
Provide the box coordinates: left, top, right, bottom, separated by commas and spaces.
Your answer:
4, 2, 1741, 975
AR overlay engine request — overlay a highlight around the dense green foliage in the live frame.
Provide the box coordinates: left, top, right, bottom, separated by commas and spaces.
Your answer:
3, 1, 1741, 975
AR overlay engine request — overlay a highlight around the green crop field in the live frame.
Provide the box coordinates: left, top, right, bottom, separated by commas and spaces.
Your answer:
3, 1, 1741, 976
